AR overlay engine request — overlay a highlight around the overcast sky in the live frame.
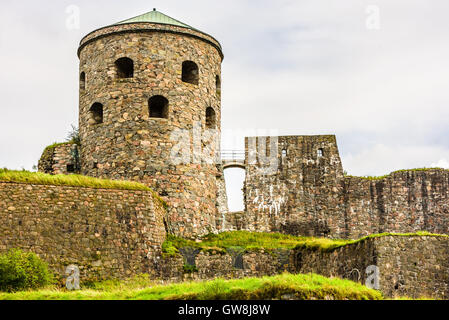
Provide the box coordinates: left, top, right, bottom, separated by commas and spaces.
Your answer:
1, 0, 448, 211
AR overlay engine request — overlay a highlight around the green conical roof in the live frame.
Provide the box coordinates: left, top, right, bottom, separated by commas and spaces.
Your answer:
113, 9, 197, 31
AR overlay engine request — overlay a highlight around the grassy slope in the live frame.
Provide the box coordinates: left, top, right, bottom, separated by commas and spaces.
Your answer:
163, 230, 447, 255
0, 273, 383, 300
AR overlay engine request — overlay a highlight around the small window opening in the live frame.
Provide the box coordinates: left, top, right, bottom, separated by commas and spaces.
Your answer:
216, 75, 221, 96
80, 72, 86, 90
67, 164, 75, 173
234, 254, 244, 269
115, 57, 134, 78
89, 103, 103, 125
182, 61, 199, 85
92, 162, 98, 169
148, 95, 169, 119
317, 148, 324, 157
206, 107, 216, 129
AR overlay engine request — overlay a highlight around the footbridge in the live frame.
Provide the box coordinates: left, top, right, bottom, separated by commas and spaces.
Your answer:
221, 150, 246, 169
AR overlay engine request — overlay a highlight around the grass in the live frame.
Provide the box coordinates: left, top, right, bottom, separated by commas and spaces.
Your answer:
293, 231, 448, 252
346, 167, 449, 181
0, 168, 151, 192
0, 273, 383, 300
42, 142, 73, 153
162, 231, 448, 256
0, 168, 168, 208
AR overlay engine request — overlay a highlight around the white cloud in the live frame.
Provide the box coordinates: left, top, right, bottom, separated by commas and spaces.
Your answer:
431, 159, 449, 169
342, 144, 449, 176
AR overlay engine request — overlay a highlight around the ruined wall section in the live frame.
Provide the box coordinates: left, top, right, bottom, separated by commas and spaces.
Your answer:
0, 181, 166, 282
38, 143, 80, 175
78, 23, 224, 238
243, 135, 345, 237
343, 169, 449, 238
243, 135, 449, 239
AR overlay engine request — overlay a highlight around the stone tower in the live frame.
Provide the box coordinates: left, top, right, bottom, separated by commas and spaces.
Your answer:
77, 9, 225, 238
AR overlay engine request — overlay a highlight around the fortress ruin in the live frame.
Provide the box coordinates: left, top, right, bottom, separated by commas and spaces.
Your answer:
1, 10, 449, 298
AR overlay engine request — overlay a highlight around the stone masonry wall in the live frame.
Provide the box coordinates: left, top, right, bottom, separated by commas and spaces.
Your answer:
295, 236, 449, 299
343, 171, 449, 238
155, 248, 295, 283
375, 236, 449, 298
242, 135, 449, 239
38, 143, 80, 175
215, 165, 230, 232
154, 236, 449, 299
243, 135, 345, 237
78, 22, 224, 239
0, 181, 166, 282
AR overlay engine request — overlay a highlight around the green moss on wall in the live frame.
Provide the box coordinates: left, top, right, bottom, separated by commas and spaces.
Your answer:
162, 231, 448, 255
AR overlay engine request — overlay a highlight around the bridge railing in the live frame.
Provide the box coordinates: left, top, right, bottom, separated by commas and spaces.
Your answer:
220, 150, 245, 161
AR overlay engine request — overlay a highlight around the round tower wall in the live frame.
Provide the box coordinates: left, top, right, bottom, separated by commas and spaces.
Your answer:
78, 24, 223, 238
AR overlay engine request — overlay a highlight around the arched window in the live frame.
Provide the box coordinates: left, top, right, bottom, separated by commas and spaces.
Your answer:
317, 148, 324, 157
216, 75, 221, 96
80, 72, 86, 90
148, 95, 169, 119
182, 61, 199, 85
206, 107, 216, 129
115, 57, 134, 78
89, 103, 103, 125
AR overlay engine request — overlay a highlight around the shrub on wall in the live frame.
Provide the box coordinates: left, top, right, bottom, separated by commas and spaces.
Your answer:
0, 249, 54, 292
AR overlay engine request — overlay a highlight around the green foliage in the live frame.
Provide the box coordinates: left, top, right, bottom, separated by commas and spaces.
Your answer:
162, 231, 447, 255
0, 249, 54, 292
85, 274, 154, 291
183, 264, 198, 274
163, 231, 339, 254
66, 125, 81, 145
164, 231, 311, 253
294, 231, 447, 252
161, 240, 179, 257
0, 273, 383, 300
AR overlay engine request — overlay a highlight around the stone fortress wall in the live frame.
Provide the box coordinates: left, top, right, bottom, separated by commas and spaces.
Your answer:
77, 21, 225, 239
0, 181, 166, 282
241, 135, 449, 239
157, 235, 449, 299
2, 178, 447, 299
